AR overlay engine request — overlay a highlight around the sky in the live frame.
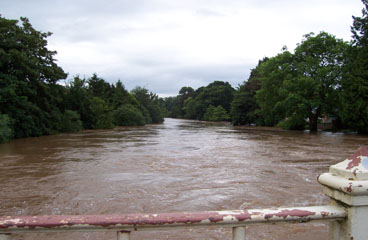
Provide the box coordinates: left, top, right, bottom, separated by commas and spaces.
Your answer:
0, 0, 364, 97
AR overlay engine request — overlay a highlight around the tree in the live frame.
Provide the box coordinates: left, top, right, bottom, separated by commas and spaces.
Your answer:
171, 87, 194, 118
87, 73, 112, 102
65, 76, 94, 129
89, 97, 114, 129
256, 51, 294, 126
131, 87, 164, 124
284, 32, 348, 132
0, 114, 13, 143
181, 81, 234, 120
231, 58, 266, 125
340, 0, 368, 133
113, 104, 145, 126
110, 80, 139, 109
0, 16, 67, 138
204, 105, 230, 122
59, 110, 83, 132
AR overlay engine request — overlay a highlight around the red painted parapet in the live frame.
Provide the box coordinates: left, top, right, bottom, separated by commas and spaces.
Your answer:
318, 146, 368, 240
0, 205, 345, 233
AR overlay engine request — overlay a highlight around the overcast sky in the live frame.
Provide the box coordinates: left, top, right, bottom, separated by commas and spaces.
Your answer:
0, 0, 364, 97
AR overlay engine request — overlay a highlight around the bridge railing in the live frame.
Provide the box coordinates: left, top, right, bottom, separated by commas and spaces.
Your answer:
1, 146, 368, 240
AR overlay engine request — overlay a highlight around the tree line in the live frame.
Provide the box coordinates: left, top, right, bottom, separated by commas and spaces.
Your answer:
1, 1, 368, 143
0, 16, 165, 143
165, 0, 368, 134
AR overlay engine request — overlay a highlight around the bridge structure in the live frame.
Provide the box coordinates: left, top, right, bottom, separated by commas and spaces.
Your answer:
1, 146, 368, 240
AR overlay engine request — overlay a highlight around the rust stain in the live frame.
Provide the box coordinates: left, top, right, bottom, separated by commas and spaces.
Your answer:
320, 212, 329, 217
264, 209, 316, 220
345, 183, 353, 193
353, 169, 358, 177
346, 146, 368, 170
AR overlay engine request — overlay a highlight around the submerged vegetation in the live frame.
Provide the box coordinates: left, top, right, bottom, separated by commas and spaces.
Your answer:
1, 1, 368, 143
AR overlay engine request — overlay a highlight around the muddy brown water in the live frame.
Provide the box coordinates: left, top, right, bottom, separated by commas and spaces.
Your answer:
1, 118, 367, 240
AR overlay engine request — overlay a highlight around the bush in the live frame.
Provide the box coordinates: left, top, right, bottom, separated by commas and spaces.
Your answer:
113, 104, 145, 126
60, 110, 83, 132
277, 115, 306, 130
204, 105, 230, 122
0, 114, 13, 143
89, 97, 115, 129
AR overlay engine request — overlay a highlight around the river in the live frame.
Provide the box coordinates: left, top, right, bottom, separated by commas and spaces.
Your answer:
0, 118, 367, 239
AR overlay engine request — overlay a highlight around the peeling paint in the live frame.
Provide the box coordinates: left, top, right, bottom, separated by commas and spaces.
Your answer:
320, 212, 329, 217
346, 146, 368, 170
264, 209, 316, 220
345, 182, 353, 193
0, 206, 346, 234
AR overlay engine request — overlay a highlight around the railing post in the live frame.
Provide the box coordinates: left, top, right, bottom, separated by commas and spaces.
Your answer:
232, 227, 245, 240
117, 231, 131, 240
318, 146, 368, 240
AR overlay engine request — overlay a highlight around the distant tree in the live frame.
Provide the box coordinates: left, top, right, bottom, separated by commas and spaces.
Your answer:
182, 81, 234, 120
131, 87, 164, 124
173, 86, 195, 118
204, 105, 230, 122
164, 96, 178, 117
59, 110, 83, 132
0, 16, 67, 138
65, 76, 94, 129
89, 97, 114, 129
87, 73, 112, 102
113, 104, 145, 126
277, 114, 307, 131
340, 0, 368, 133
256, 51, 294, 126
110, 80, 139, 109
0, 114, 13, 143
255, 33, 348, 131
281, 32, 348, 132
231, 58, 266, 125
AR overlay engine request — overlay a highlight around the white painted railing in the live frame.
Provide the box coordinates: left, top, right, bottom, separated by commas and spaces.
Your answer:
1, 146, 368, 240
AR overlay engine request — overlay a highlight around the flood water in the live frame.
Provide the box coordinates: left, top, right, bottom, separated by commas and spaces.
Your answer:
1, 118, 368, 240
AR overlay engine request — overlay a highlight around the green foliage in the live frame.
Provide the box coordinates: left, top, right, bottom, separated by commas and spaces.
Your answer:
111, 80, 139, 108
256, 51, 294, 126
131, 87, 164, 124
277, 115, 306, 131
340, 0, 368, 133
0, 114, 13, 143
0, 16, 67, 138
0, 16, 166, 142
254, 33, 348, 132
287, 32, 349, 131
204, 105, 230, 122
165, 87, 195, 118
60, 110, 83, 132
87, 73, 112, 102
173, 81, 234, 121
89, 97, 114, 129
113, 104, 145, 126
231, 59, 264, 125
65, 76, 94, 129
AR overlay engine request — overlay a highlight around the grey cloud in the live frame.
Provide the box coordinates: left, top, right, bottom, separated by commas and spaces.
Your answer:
0, 0, 361, 98
101, 62, 253, 97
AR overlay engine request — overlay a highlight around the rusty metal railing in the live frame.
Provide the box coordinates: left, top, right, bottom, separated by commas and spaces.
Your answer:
0, 205, 346, 240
